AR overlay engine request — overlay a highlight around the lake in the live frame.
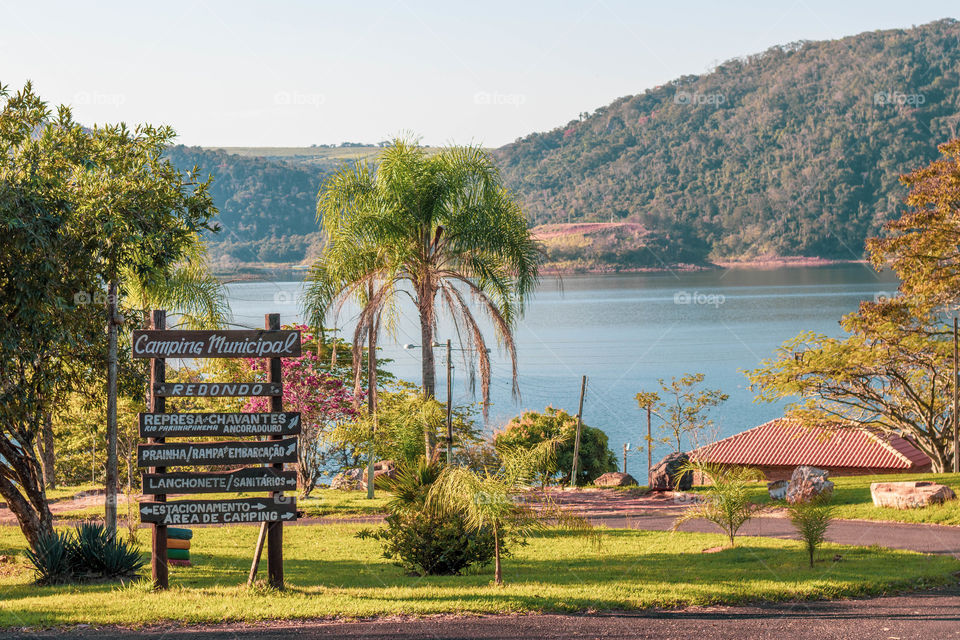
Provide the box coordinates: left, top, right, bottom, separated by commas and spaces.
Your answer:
223, 264, 898, 476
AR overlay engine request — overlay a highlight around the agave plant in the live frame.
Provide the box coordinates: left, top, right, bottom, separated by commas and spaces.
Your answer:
24, 530, 73, 585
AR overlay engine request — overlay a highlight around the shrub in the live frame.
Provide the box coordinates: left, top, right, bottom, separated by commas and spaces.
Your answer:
24, 530, 73, 585
787, 494, 835, 567
494, 406, 617, 486
357, 457, 497, 575
24, 522, 144, 584
671, 461, 765, 547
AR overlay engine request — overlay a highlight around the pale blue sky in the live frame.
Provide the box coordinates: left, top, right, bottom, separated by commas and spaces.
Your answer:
2, 1, 956, 147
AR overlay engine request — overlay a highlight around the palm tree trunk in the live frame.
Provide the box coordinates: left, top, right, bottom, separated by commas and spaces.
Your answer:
493, 523, 502, 585
419, 280, 437, 456
367, 287, 378, 500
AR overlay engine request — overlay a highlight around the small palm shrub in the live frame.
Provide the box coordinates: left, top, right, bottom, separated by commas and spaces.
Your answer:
787, 494, 835, 567
24, 530, 73, 585
24, 522, 144, 584
671, 461, 764, 547
357, 457, 497, 576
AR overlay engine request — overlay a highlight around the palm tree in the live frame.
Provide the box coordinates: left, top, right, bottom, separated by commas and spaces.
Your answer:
303, 139, 543, 446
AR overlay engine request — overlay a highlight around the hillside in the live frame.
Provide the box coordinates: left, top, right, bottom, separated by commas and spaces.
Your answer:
182, 19, 960, 272
493, 18, 960, 263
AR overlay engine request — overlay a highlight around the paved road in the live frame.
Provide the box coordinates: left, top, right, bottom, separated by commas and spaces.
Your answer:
596, 513, 960, 557
7, 585, 960, 639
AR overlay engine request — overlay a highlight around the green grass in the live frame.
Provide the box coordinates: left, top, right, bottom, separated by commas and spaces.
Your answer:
0, 523, 956, 628
45, 487, 389, 521
691, 472, 960, 526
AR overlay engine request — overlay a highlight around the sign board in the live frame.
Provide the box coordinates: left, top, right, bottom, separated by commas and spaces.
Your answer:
137, 437, 298, 467
132, 330, 301, 359
154, 382, 283, 397
139, 412, 301, 438
141, 468, 298, 495
139, 497, 297, 525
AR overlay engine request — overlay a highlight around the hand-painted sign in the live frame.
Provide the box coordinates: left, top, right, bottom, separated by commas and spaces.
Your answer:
132, 330, 301, 359
138, 412, 301, 438
153, 382, 283, 397
139, 497, 297, 525
141, 468, 298, 495
137, 437, 298, 467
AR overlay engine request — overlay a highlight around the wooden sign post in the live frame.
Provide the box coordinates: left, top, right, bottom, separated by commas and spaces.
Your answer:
134, 313, 300, 590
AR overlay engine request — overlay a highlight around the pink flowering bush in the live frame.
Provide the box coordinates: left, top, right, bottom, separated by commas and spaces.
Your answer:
244, 325, 358, 497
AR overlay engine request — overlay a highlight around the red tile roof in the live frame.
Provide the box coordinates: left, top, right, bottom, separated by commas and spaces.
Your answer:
693, 419, 931, 470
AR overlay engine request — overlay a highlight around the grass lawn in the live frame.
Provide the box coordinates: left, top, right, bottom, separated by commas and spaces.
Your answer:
0, 523, 957, 628
708, 472, 960, 526
43, 487, 389, 521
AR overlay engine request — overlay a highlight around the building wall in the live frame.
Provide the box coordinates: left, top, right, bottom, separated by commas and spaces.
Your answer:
753, 464, 931, 481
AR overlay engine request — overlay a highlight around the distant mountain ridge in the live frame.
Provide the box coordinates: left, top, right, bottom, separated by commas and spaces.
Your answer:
173, 19, 960, 271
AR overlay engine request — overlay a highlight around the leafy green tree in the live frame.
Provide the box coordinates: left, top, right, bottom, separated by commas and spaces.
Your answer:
493, 407, 617, 486
635, 374, 728, 453
786, 494, 835, 568
0, 83, 216, 549
303, 138, 543, 445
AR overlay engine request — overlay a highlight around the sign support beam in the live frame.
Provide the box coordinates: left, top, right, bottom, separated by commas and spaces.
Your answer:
266, 313, 285, 590
149, 310, 169, 591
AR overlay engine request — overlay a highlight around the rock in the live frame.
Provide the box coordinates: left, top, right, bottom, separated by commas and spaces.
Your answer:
767, 479, 789, 501
593, 472, 638, 487
785, 466, 834, 504
367, 460, 398, 487
649, 452, 692, 491
870, 481, 956, 509
329, 468, 364, 491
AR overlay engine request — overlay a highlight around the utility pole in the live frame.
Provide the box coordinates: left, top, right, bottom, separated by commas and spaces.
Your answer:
570, 375, 587, 488
954, 318, 958, 473
446, 339, 453, 465
646, 405, 653, 483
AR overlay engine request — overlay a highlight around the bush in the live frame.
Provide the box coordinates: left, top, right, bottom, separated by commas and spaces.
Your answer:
24, 522, 144, 584
357, 457, 497, 575
787, 495, 835, 567
494, 407, 617, 486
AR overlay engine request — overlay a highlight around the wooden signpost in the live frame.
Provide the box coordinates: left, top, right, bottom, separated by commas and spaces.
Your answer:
135, 312, 299, 590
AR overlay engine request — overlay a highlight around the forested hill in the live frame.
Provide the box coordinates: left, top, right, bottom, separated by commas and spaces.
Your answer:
164, 145, 332, 268
493, 18, 960, 262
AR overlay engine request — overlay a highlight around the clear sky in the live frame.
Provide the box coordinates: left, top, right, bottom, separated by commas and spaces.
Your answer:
2, 1, 956, 148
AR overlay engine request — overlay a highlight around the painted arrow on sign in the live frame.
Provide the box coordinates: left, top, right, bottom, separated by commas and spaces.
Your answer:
139, 497, 297, 525
137, 437, 298, 468
141, 468, 298, 495
138, 412, 301, 438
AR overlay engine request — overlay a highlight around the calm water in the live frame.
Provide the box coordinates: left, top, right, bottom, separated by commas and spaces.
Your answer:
224, 265, 898, 474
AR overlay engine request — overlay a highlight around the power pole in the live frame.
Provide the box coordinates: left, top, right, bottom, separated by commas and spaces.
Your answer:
954, 317, 958, 473
446, 339, 453, 465
570, 375, 587, 488
646, 405, 653, 483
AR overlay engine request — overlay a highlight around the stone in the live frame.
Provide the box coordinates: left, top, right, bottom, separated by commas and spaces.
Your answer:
593, 472, 638, 487
785, 465, 834, 504
767, 479, 789, 501
367, 460, 398, 488
648, 452, 692, 491
329, 468, 364, 491
870, 481, 956, 509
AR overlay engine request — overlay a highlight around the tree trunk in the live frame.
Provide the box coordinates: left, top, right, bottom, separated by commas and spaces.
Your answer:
808, 545, 814, 568
493, 523, 502, 586
367, 302, 378, 500
0, 464, 53, 552
418, 281, 437, 456
105, 279, 120, 534
40, 412, 56, 489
